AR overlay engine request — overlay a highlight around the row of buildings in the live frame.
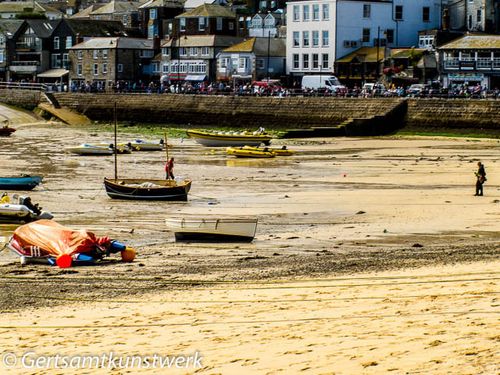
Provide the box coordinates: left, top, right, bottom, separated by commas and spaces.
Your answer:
1, 0, 500, 89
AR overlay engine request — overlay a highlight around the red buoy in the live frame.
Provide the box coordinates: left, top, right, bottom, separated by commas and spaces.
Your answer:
56, 254, 72, 268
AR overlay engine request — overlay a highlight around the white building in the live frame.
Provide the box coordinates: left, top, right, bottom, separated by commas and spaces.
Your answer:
286, 0, 443, 77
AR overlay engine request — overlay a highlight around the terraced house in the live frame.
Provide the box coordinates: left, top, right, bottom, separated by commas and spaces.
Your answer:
69, 37, 155, 89
0, 19, 23, 81
160, 4, 243, 83
286, 0, 443, 82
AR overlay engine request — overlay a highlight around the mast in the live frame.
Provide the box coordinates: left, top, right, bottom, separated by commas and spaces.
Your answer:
114, 101, 118, 180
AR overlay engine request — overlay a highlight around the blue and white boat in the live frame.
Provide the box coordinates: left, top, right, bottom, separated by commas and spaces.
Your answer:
0, 175, 43, 190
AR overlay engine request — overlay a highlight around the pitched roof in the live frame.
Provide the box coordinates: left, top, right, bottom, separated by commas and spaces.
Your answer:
221, 37, 285, 57
71, 37, 154, 50
0, 19, 24, 37
71, 3, 105, 19
63, 19, 126, 37
90, 0, 140, 15
0, 1, 46, 13
139, 0, 184, 9
337, 47, 388, 63
223, 37, 255, 52
438, 34, 500, 49
24, 19, 61, 38
161, 34, 243, 47
176, 3, 235, 18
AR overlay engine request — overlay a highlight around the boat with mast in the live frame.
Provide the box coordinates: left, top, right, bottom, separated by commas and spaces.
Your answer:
103, 103, 191, 201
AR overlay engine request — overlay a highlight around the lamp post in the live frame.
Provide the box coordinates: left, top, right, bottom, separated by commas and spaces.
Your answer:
376, 26, 380, 81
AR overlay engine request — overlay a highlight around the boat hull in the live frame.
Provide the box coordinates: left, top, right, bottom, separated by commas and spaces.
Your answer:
226, 147, 275, 158
67, 146, 114, 155
187, 130, 272, 147
0, 127, 16, 136
0, 176, 43, 191
166, 218, 258, 242
104, 178, 191, 201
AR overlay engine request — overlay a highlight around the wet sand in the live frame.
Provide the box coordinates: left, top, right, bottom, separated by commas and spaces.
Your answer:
0, 106, 499, 373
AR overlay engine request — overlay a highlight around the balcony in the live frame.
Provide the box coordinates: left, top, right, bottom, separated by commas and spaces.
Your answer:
9, 61, 39, 73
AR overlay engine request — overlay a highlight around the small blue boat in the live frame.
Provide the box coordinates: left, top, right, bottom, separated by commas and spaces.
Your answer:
0, 175, 43, 190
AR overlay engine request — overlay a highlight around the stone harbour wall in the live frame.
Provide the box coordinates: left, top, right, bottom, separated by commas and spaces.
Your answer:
0, 89, 41, 110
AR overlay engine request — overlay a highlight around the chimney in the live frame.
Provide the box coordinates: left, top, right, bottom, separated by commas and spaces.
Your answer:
442, 7, 450, 31
76, 33, 83, 45
153, 34, 160, 52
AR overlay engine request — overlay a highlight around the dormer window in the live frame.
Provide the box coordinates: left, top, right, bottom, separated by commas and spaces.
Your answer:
53, 36, 59, 50
180, 18, 186, 32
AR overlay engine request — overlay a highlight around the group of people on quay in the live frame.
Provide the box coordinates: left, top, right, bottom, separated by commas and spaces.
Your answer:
3, 78, 500, 99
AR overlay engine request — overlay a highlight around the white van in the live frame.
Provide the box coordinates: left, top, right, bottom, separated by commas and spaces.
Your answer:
301, 75, 346, 93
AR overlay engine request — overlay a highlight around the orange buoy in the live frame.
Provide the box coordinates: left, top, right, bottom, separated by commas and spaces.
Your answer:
121, 247, 136, 262
56, 254, 72, 268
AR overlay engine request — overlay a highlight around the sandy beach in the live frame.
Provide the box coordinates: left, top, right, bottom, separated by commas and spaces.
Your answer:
0, 105, 498, 373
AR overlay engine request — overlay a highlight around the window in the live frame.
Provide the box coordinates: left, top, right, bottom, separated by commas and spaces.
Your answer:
180, 18, 186, 32
217, 17, 223, 30
322, 53, 328, 69
65, 36, 72, 49
190, 47, 198, 56
122, 15, 128, 25
53, 36, 59, 49
153, 62, 160, 73
322, 30, 329, 46
0, 50, 3, 63
102, 49, 108, 59
303, 5, 310, 21
77, 63, 82, 75
303, 54, 309, 69
303, 31, 309, 47
162, 47, 170, 56
180, 47, 187, 56
322, 4, 329, 20
423, 7, 430, 22
51, 53, 61, 68
293, 31, 300, 47
62, 53, 69, 68
312, 53, 319, 69
199, 17, 206, 31
257, 59, 264, 69
362, 28, 370, 43
395, 5, 403, 20
202, 47, 209, 56
118, 64, 123, 73
93, 50, 99, 59
229, 22, 234, 30
468, 15, 472, 29
293, 54, 299, 69
293, 5, 300, 21
93, 63, 98, 75
0, 36, 4, 44
313, 4, 320, 20
150, 8, 157, 20
77, 50, 83, 60
102, 63, 107, 74
386, 29, 394, 44
141, 50, 154, 58
312, 31, 319, 47
363, 4, 371, 18
221, 57, 229, 68
162, 64, 169, 73
477, 9, 482, 22
238, 57, 247, 69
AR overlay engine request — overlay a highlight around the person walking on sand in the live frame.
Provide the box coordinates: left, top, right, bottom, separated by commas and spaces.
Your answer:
475, 161, 487, 196
165, 157, 175, 180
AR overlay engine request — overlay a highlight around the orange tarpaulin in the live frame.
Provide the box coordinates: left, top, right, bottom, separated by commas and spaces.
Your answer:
12, 220, 104, 257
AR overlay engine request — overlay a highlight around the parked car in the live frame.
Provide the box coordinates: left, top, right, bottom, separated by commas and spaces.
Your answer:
362, 83, 386, 96
406, 84, 430, 97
